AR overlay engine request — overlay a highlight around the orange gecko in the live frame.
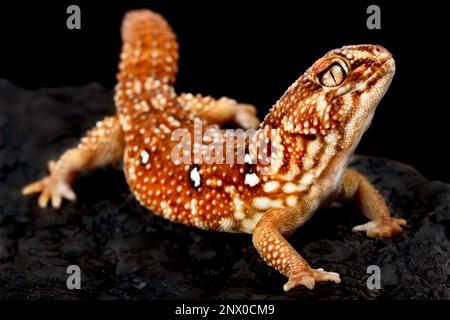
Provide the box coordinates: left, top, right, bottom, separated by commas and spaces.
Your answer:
23, 9, 406, 291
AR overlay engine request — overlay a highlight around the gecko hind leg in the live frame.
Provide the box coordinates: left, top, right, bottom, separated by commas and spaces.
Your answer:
252, 207, 341, 291
217, 97, 260, 129
337, 168, 407, 238
22, 115, 124, 208
178, 94, 260, 129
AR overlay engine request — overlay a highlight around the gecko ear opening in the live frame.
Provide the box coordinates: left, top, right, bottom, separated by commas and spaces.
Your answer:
299, 134, 317, 141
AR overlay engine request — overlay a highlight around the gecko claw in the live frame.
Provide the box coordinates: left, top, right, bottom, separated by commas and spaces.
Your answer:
22, 180, 45, 195
283, 268, 341, 292
353, 218, 406, 238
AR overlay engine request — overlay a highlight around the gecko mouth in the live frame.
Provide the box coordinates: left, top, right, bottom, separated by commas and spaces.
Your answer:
356, 57, 395, 136
379, 57, 396, 76
373, 45, 395, 75
363, 57, 396, 90
366, 45, 395, 82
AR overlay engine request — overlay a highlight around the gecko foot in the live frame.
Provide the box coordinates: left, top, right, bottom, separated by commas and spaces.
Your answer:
283, 268, 341, 291
233, 102, 260, 129
352, 217, 407, 238
22, 160, 76, 209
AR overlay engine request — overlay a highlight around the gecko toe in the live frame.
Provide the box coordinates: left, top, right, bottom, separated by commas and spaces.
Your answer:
22, 181, 44, 195
38, 189, 50, 208
353, 218, 407, 238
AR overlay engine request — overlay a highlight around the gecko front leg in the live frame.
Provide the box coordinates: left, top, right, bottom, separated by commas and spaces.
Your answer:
178, 93, 260, 129
338, 169, 406, 238
253, 207, 341, 291
22, 115, 124, 208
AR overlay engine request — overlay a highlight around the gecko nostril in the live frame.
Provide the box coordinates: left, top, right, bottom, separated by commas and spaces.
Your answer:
374, 46, 388, 57
373, 46, 393, 60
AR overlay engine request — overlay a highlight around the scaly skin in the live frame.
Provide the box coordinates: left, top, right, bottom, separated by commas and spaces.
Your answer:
23, 9, 406, 291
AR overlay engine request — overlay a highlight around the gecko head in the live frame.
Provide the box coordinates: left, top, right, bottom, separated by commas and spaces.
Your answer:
268, 44, 395, 145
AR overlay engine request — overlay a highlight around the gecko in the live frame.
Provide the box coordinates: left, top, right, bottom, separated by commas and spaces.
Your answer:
22, 9, 406, 291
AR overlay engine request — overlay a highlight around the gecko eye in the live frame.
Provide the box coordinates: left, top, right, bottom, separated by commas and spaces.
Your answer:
319, 62, 347, 87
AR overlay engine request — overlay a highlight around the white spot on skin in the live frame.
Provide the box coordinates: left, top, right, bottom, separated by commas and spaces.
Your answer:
324, 131, 339, 146
140, 150, 150, 164
191, 199, 198, 216
190, 167, 201, 188
263, 181, 280, 193
245, 173, 260, 187
127, 165, 136, 181
244, 154, 252, 164
286, 195, 298, 207
252, 197, 283, 210
134, 80, 142, 95
282, 183, 298, 193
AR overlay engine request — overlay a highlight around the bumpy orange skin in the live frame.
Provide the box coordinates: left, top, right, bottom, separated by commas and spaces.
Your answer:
23, 9, 406, 292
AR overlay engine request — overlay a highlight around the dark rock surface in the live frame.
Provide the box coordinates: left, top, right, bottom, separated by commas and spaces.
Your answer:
0, 79, 449, 300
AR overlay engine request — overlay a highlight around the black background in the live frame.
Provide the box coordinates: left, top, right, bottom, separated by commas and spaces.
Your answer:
0, 0, 447, 181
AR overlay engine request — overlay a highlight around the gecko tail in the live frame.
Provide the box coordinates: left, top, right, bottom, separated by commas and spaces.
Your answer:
118, 9, 179, 85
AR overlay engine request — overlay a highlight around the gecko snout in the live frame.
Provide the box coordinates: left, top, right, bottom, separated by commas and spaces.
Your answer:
375, 45, 392, 60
